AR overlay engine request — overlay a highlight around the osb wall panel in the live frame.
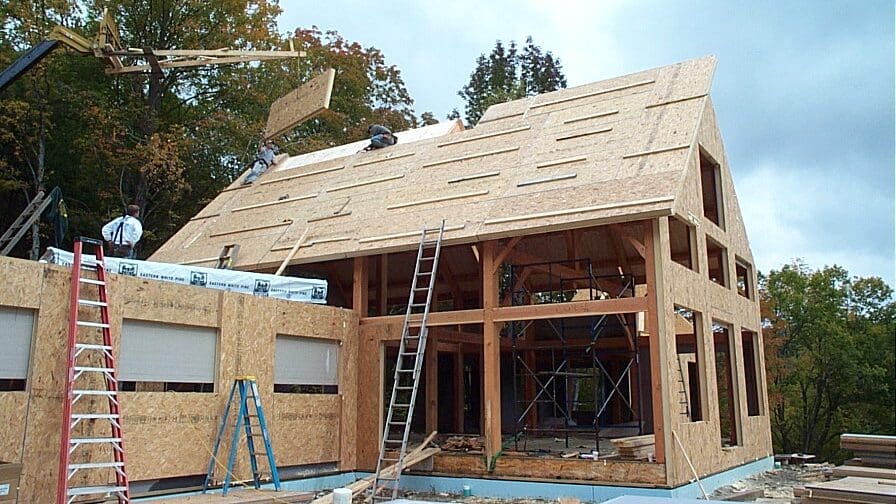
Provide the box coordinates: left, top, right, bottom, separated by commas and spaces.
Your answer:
0, 394, 26, 461
356, 324, 395, 471
151, 57, 716, 270
0, 256, 357, 503
657, 98, 771, 488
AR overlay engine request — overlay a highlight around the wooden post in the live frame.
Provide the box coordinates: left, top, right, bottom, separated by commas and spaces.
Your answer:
379, 254, 388, 315
353, 256, 369, 318
455, 349, 465, 433
425, 332, 439, 433
644, 220, 668, 465
481, 240, 502, 464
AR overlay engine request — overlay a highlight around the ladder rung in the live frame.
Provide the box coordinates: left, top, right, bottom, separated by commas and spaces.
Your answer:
79, 278, 105, 285
72, 413, 119, 419
394, 386, 413, 390
392, 403, 411, 408
75, 343, 113, 351
74, 366, 115, 373
71, 437, 122, 444
78, 299, 108, 307
76, 321, 110, 329
388, 421, 408, 425
67, 485, 128, 496
69, 461, 124, 470
383, 439, 403, 444
73, 390, 117, 396
420, 257, 435, 262
409, 303, 426, 307
251, 452, 267, 456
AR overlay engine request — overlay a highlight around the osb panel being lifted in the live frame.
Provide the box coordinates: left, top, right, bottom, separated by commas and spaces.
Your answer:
151, 56, 717, 271
264, 69, 335, 140
0, 256, 358, 503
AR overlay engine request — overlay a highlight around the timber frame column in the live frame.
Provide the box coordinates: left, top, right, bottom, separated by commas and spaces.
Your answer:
481, 240, 502, 464
353, 256, 369, 318
644, 219, 671, 465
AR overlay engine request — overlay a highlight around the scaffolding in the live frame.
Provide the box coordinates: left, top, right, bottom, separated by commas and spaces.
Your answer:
507, 258, 642, 452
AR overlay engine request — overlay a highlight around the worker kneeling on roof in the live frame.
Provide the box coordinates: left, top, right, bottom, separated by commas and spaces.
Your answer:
364, 124, 397, 151
101, 204, 143, 258
243, 139, 277, 184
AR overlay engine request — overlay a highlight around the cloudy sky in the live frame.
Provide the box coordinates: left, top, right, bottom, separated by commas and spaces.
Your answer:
280, 0, 895, 285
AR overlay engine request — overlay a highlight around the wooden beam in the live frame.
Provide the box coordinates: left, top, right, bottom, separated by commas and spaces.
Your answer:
644, 220, 667, 465
353, 256, 369, 317
491, 297, 647, 322
379, 254, 388, 316
361, 308, 484, 327
455, 350, 465, 433
492, 236, 522, 274
482, 240, 502, 464
425, 333, 438, 433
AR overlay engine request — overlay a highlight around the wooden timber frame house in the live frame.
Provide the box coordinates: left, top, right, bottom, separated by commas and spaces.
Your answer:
0, 56, 773, 501
153, 55, 773, 488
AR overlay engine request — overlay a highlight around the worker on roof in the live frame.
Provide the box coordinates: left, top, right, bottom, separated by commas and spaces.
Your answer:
363, 124, 398, 151
101, 204, 143, 258
243, 139, 278, 184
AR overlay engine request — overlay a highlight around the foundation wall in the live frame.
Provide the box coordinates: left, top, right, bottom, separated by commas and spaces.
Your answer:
0, 256, 358, 503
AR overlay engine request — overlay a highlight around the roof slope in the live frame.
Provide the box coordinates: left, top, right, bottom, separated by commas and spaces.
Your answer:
152, 56, 717, 270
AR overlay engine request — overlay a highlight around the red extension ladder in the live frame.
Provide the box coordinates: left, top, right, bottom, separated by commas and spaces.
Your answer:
56, 237, 130, 504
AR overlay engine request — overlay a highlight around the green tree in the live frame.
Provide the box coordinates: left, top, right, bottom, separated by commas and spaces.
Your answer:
761, 261, 895, 462
458, 36, 567, 125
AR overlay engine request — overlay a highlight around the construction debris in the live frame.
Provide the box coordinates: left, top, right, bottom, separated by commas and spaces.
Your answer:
795, 476, 896, 503
610, 435, 655, 461
310, 433, 440, 504
440, 436, 485, 452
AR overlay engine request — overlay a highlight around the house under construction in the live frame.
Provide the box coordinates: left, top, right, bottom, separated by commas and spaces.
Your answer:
0, 56, 773, 503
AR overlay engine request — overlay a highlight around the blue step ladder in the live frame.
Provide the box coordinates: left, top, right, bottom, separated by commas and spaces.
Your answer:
203, 376, 281, 495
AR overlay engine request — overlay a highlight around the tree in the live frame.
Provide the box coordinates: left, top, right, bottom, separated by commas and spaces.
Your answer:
457, 36, 567, 125
0, 6, 418, 257
761, 261, 895, 462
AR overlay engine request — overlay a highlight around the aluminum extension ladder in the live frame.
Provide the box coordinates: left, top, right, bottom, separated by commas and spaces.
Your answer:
0, 190, 51, 255
203, 376, 281, 495
56, 237, 130, 504
370, 221, 445, 502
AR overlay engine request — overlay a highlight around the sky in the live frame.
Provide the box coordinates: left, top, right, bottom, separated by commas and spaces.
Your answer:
279, 0, 895, 285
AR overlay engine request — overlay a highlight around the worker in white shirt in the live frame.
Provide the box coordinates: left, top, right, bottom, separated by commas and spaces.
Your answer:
101, 205, 143, 258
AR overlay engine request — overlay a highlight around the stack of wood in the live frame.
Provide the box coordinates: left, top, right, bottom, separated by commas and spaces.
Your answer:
440, 436, 484, 452
841, 434, 896, 468
794, 476, 896, 503
309, 432, 440, 504
610, 435, 655, 460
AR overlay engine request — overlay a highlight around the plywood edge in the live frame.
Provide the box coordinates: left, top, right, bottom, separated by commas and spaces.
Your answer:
622, 144, 690, 159
327, 174, 404, 192
260, 165, 345, 185
556, 127, 613, 142
358, 224, 465, 244
448, 171, 501, 184
436, 125, 531, 147
421, 146, 519, 168
536, 156, 587, 169
646, 94, 708, 109
531, 79, 655, 109
208, 219, 293, 238
563, 109, 619, 124
230, 193, 318, 213
353, 151, 415, 168
483, 196, 675, 225
517, 173, 577, 187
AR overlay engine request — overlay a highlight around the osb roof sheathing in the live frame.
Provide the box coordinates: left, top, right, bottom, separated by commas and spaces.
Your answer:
151, 56, 717, 271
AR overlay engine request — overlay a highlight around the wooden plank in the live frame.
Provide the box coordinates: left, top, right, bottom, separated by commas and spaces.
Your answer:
387, 190, 489, 210
361, 308, 485, 328
425, 332, 438, 433
563, 110, 619, 124
307, 211, 351, 223
437, 125, 531, 147
531, 79, 655, 109
645, 94, 707, 109
353, 151, 415, 168
189, 212, 220, 222
230, 193, 318, 212
327, 174, 404, 193
832, 465, 896, 480
555, 127, 612, 142
265, 68, 335, 140
421, 146, 519, 168
209, 220, 292, 238
358, 224, 465, 244
492, 297, 648, 322
517, 173, 577, 187
258, 165, 345, 185
481, 240, 502, 464
622, 144, 690, 159
536, 156, 587, 169
447, 171, 501, 184
270, 236, 351, 252
454, 350, 465, 433
482, 196, 674, 225
274, 226, 310, 276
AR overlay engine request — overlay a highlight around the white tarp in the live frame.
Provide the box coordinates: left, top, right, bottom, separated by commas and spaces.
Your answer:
41, 247, 327, 304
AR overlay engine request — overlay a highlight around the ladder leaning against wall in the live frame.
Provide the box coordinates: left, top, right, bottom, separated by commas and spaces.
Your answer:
369, 221, 445, 502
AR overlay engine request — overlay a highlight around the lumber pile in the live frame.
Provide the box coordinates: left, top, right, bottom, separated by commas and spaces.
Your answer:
794, 476, 896, 503
310, 432, 439, 504
440, 436, 484, 452
841, 434, 896, 469
610, 435, 655, 460
832, 465, 896, 480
